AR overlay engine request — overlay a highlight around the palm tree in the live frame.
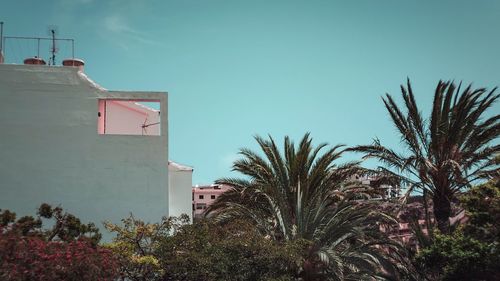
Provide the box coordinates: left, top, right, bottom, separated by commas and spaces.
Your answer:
206, 134, 409, 280
351, 80, 499, 233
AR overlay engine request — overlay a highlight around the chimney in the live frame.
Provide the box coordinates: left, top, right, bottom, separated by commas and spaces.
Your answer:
24, 57, 47, 65
62, 58, 85, 72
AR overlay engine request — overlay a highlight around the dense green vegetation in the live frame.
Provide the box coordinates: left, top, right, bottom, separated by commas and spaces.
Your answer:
415, 180, 500, 281
0, 80, 498, 280
104, 213, 309, 281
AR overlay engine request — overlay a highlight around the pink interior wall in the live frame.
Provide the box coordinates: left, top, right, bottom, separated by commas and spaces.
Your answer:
97, 100, 160, 136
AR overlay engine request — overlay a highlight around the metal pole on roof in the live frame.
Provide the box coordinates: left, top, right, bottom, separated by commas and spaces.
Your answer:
50, 29, 56, 65
0, 22, 4, 63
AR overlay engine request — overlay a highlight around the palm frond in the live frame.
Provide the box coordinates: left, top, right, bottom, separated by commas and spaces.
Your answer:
352, 79, 499, 234
210, 134, 407, 279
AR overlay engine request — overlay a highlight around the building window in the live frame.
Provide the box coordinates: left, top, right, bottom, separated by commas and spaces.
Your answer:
98, 99, 160, 136
196, 203, 206, 210
211, 195, 216, 199
199, 195, 204, 199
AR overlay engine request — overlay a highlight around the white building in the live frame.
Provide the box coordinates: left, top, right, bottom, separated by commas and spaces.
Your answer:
168, 161, 194, 219
351, 174, 401, 199
0, 60, 192, 238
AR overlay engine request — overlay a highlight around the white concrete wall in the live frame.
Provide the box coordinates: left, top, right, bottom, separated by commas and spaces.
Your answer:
0, 64, 168, 240
168, 163, 193, 222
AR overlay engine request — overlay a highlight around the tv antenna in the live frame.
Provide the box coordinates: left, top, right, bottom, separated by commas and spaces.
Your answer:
0, 21, 4, 62
47, 25, 59, 65
141, 116, 160, 135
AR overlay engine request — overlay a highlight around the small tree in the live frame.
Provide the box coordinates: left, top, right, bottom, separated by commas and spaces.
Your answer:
106, 214, 306, 281
104, 214, 190, 281
0, 203, 101, 245
0, 204, 119, 281
156, 218, 305, 281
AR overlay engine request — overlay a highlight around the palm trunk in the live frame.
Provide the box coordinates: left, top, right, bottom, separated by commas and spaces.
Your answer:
423, 189, 433, 241
432, 194, 451, 234
302, 259, 314, 281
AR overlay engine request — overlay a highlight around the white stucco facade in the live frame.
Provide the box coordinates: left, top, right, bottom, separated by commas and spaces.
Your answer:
168, 161, 194, 221
0, 63, 191, 239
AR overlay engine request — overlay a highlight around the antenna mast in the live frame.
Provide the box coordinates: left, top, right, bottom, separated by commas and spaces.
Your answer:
0, 22, 4, 63
50, 28, 56, 65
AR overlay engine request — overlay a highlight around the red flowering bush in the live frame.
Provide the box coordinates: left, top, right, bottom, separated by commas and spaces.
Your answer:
0, 205, 120, 281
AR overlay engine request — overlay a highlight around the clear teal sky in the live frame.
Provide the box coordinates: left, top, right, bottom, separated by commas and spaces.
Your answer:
1, 0, 499, 184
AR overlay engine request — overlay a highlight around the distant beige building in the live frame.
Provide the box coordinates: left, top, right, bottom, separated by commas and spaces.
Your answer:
192, 184, 232, 219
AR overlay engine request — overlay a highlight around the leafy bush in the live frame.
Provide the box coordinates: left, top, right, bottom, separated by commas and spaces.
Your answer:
105, 214, 305, 281
0, 232, 119, 281
415, 180, 500, 280
0, 203, 101, 244
156, 219, 305, 281
0, 204, 119, 281
104, 214, 189, 281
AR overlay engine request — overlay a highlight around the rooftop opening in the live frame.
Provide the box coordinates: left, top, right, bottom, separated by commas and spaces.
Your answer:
97, 99, 160, 136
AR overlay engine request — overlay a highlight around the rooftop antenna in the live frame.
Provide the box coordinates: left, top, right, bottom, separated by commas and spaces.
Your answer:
0, 21, 4, 63
47, 25, 59, 65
